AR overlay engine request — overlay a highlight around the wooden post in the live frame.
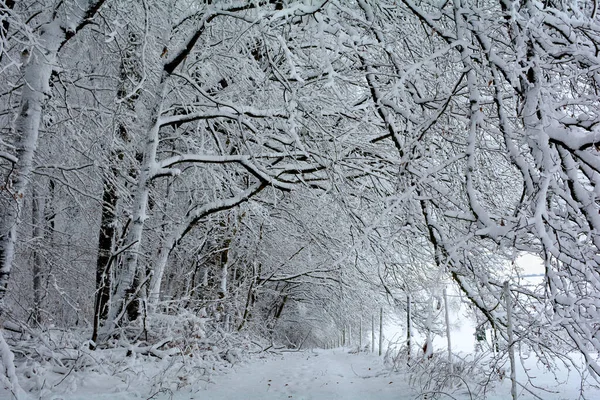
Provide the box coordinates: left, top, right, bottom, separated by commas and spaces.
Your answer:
505, 281, 517, 400
379, 307, 383, 356
359, 317, 363, 350
407, 294, 412, 363
443, 288, 453, 374
371, 315, 375, 353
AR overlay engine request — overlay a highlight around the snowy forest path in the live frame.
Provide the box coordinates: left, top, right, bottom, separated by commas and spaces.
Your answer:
190, 348, 413, 400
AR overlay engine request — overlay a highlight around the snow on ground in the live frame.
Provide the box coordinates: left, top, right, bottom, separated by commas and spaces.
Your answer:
1, 349, 414, 400
3, 345, 600, 399
187, 348, 412, 400
487, 356, 600, 400
2, 265, 598, 400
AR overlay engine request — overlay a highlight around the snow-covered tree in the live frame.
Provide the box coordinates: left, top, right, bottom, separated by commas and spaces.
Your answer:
341, 0, 600, 377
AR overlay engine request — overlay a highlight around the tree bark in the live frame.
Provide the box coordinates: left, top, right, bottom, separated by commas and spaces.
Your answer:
0, 21, 63, 315
31, 180, 45, 325
371, 314, 375, 353
105, 76, 168, 329
92, 165, 118, 344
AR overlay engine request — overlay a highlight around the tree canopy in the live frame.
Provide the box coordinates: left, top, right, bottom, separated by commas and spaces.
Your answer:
1, 0, 600, 396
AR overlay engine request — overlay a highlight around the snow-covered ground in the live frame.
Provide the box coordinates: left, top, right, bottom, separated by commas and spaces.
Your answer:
199, 349, 600, 400
7, 345, 600, 399
4, 344, 600, 399
20, 349, 412, 400
3, 258, 598, 400
188, 349, 412, 400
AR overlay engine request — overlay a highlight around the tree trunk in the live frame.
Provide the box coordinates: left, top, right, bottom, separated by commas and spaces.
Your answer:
237, 278, 255, 331
93, 29, 140, 340
0, 21, 63, 314
148, 184, 264, 311
359, 317, 362, 349
106, 76, 169, 330
371, 314, 375, 353
218, 230, 233, 298
31, 180, 45, 325
147, 236, 174, 310
92, 166, 118, 344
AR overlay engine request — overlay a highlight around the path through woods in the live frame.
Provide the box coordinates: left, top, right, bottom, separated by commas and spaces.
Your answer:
189, 349, 410, 400
41, 349, 414, 400
8, 346, 600, 399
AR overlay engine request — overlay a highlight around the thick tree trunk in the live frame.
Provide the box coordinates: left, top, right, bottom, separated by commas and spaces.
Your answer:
148, 239, 172, 310
0, 21, 62, 314
91, 166, 118, 344
105, 77, 168, 329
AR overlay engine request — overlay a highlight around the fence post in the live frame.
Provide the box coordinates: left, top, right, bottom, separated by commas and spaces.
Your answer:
359, 317, 363, 350
505, 281, 517, 400
407, 294, 412, 363
371, 315, 375, 353
379, 307, 383, 356
443, 288, 453, 374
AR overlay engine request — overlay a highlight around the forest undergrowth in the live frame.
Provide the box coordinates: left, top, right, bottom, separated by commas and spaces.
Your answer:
3, 310, 278, 399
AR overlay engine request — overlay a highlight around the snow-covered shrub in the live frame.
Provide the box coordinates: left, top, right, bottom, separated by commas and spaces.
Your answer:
3, 311, 272, 399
